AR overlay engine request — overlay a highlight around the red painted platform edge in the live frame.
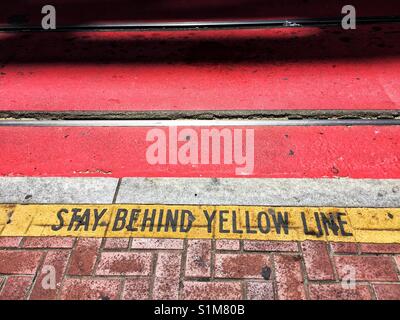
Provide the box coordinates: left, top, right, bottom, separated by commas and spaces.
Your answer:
1, 25, 400, 111
1, 125, 399, 179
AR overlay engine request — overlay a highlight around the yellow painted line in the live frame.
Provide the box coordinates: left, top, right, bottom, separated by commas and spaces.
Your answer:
0, 204, 399, 243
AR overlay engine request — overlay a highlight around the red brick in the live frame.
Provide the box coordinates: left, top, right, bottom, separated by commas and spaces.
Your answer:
0, 237, 22, 248
335, 256, 398, 281
309, 284, 372, 300
246, 281, 274, 300
244, 241, 298, 252
30, 250, 70, 300
274, 255, 306, 300
330, 243, 358, 254
23, 237, 75, 248
122, 279, 150, 300
60, 279, 121, 300
0, 250, 42, 274
360, 244, 400, 254
131, 238, 183, 250
96, 252, 152, 276
395, 256, 400, 272
374, 284, 400, 300
0, 276, 34, 300
185, 240, 211, 278
104, 238, 130, 249
153, 252, 182, 300
215, 254, 271, 279
301, 241, 335, 280
216, 240, 240, 251
182, 282, 242, 300
67, 238, 101, 276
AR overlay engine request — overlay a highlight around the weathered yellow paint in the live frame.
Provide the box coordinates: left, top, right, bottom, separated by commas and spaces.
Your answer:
0, 204, 399, 243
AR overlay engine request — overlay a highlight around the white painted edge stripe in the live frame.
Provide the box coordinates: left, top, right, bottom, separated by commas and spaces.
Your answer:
1, 119, 400, 127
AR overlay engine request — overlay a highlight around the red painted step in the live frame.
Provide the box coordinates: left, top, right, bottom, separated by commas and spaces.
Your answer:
1, 24, 399, 111
1, 125, 399, 178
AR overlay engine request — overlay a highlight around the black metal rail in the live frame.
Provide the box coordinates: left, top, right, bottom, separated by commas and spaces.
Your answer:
1, 16, 400, 32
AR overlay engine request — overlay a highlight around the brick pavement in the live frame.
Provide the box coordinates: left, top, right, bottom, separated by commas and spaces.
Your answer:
0, 238, 399, 300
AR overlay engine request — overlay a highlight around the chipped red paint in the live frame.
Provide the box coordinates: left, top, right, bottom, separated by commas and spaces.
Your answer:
1, 125, 399, 178
1, 24, 400, 111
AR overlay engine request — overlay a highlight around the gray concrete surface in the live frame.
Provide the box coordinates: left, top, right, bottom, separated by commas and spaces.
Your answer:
0, 177, 399, 207
117, 178, 400, 207
0, 177, 119, 203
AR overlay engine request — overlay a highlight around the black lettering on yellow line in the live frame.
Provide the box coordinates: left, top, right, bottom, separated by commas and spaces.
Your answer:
1, 205, 398, 244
